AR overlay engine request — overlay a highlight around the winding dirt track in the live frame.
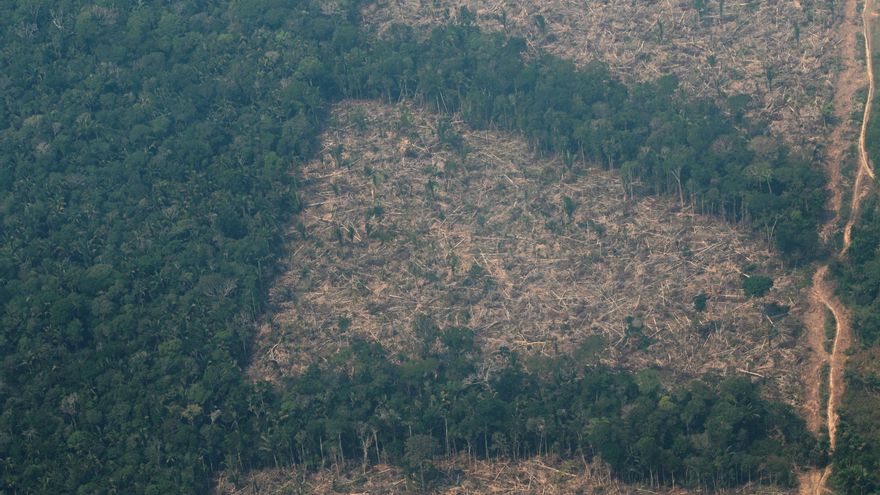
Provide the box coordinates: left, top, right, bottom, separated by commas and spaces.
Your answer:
859, 0, 878, 184
800, 0, 876, 493
813, 266, 852, 453
845, 0, 879, 252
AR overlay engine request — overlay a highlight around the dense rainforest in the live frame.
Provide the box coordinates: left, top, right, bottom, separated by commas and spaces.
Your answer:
0, 0, 828, 492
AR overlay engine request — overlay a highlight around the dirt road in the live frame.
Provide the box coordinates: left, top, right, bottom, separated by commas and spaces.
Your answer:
800, 0, 876, 492
844, 0, 878, 251
860, 0, 878, 182
812, 266, 852, 453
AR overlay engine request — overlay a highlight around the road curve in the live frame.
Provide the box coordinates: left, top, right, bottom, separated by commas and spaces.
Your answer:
800, 0, 876, 493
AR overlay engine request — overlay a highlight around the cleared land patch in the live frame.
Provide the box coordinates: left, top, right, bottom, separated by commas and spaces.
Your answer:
216, 457, 809, 495
251, 100, 808, 404
359, 0, 844, 147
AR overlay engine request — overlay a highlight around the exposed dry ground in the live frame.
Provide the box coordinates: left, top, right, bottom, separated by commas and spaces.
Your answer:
250, 100, 807, 402
215, 457, 631, 495
216, 455, 796, 495
358, 0, 841, 148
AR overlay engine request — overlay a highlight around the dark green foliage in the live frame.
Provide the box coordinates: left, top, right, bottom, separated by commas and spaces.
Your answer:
693, 293, 709, 311
404, 434, 441, 488
262, 337, 821, 490
743, 275, 774, 297
0, 0, 363, 491
831, 348, 880, 494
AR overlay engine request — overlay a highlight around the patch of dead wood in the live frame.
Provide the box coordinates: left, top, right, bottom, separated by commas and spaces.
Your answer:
249, 100, 810, 408
215, 454, 798, 494
354, 0, 857, 149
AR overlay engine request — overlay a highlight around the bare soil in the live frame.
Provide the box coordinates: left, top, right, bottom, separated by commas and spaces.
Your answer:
797, 468, 830, 495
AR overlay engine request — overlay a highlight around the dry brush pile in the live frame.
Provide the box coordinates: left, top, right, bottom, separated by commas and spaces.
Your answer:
214, 457, 630, 495
358, 0, 849, 148
250, 100, 810, 405
215, 455, 800, 495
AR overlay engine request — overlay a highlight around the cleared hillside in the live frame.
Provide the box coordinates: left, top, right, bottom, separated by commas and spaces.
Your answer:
251, 100, 809, 405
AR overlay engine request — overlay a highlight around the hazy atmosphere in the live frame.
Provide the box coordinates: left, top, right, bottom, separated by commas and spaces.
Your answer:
2, 1, 880, 493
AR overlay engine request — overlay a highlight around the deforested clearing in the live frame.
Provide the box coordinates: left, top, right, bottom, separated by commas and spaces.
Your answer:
251, 100, 809, 405
215, 456, 670, 494
357, 0, 847, 148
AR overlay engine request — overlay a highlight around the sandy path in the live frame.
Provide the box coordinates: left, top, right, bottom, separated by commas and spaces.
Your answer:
860, 0, 878, 183
844, 0, 879, 251
813, 266, 852, 453
800, 0, 876, 493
